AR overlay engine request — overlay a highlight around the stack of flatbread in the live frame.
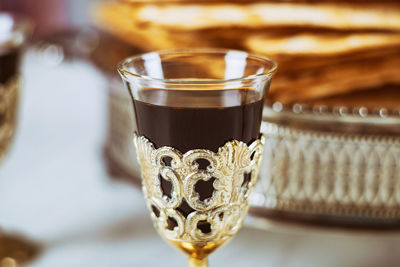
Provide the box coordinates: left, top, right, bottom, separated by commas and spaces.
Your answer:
91, 0, 400, 102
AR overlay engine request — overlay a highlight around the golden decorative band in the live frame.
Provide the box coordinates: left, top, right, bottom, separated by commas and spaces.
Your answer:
134, 134, 264, 244
0, 76, 20, 161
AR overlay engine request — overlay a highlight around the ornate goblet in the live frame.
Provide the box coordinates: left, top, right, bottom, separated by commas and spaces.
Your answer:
0, 13, 39, 265
118, 49, 277, 267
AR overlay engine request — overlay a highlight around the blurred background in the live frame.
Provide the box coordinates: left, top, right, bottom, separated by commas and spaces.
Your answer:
0, 0, 400, 266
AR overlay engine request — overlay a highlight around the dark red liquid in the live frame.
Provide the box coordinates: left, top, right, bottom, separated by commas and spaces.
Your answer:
0, 48, 19, 84
133, 88, 264, 153
132, 88, 264, 227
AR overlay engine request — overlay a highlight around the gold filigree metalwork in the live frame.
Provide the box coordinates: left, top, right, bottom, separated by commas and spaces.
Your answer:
0, 77, 19, 162
134, 134, 265, 244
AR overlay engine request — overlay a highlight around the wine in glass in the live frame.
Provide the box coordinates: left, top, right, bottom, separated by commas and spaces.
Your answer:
118, 49, 277, 267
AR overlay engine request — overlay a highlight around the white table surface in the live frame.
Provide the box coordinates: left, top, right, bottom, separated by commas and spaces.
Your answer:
0, 51, 399, 267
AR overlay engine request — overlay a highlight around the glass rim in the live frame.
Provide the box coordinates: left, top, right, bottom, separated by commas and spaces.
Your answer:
117, 48, 278, 85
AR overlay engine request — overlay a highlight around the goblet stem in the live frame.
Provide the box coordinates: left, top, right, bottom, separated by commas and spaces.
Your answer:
188, 256, 208, 267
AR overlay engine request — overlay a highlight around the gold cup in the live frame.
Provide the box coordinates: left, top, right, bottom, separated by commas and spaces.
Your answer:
0, 12, 40, 265
118, 49, 277, 266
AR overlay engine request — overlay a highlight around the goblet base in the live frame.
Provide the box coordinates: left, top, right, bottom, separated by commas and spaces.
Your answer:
171, 239, 226, 259
170, 240, 227, 267
0, 231, 41, 266
187, 256, 208, 267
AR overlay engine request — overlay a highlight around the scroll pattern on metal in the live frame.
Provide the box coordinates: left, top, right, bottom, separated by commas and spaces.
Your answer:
134, 134, 264, 243
0, 77, 19, 161
252, 122, 400, 219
